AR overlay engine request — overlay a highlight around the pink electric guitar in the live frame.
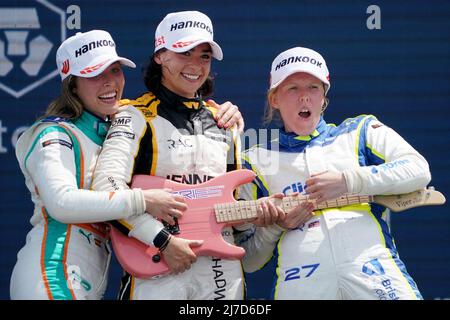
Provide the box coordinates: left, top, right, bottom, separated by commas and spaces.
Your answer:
109, 169, 446, 279
109, 169, 257, 279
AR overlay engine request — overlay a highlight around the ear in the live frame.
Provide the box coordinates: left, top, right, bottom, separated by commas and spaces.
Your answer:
154, 52, 163, 65
268, 91, 279, 110
321, 97, 329, 113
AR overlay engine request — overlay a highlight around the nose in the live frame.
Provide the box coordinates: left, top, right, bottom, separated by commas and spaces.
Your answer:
298, 88, 309, 102
102, 70, 123, 89
102, 71, 115, 85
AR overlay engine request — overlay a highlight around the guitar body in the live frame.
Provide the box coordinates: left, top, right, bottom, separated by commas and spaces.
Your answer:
109, 169, 256, 279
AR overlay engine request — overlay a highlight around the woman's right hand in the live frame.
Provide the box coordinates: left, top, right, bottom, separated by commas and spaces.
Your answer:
142, 188, 188, 225
162, 237, 203, 274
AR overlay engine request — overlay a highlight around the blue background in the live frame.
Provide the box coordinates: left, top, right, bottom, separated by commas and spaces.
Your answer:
0, 0, 449, 300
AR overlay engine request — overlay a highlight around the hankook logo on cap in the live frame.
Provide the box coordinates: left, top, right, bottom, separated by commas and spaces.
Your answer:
170, 20, 213, 35
74, 39, 115, 58
275, 56, 323, 71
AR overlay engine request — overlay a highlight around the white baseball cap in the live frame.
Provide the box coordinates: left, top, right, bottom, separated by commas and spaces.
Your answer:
270, 47, 330, 94
154, 11, 223, 60
56, 30, 136, 81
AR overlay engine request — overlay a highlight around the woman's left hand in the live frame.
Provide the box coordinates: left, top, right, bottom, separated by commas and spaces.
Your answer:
208, 99, 245, 133
305, 171, 348, 203
253, 193, 285, 227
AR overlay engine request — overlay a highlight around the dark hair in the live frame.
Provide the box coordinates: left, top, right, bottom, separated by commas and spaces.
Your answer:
143, 49, 215, 98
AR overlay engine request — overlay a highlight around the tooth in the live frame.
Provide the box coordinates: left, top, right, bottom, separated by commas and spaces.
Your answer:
99, 92, 116, 99
183, 73, 199, 80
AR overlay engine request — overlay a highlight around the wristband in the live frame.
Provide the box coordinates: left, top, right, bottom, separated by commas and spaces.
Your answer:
159, 235, 172, 252
153, 229, 170, 248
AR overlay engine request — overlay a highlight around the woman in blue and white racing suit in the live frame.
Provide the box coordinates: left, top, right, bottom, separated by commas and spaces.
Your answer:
235, 47, 431, 300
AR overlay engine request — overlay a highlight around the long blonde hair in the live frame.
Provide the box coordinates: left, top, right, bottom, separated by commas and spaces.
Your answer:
42, 76, 84, 120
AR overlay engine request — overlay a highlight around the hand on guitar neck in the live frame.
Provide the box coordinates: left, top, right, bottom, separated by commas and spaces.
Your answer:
252, 193, 286, 227
109, 170, 446, 278
252, 193, 316, 230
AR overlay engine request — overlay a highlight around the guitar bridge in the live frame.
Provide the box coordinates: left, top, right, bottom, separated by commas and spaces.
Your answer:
162, 217, 180, 235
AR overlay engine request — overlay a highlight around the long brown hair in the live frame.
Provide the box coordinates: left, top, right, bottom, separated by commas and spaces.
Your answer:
42, 76, 84, 120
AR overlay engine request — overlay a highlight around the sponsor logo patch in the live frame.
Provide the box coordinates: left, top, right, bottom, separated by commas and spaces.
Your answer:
42, 139, 72, 149
362, 258, 385, 276
107, 131, 135, 140
79, 60, 108, 75
61, 59, 70, 74
111, 116, 131, 127
172, 40, 196, 49
371, 159, 410, 174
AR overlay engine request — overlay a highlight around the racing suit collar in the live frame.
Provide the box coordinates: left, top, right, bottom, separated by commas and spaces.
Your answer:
158, 85, 204, 111
279, 117, 327, 151
73, 110, 110, 145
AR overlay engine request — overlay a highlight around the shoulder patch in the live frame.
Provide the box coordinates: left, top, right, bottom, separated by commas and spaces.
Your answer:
111, 116, 132, 128
137, 101, 159, 122
107, 131, 135, 140
42, 138, 73, 149
122, 92, 160, 123
123, 92, 158, 107
371, 123, 383, 129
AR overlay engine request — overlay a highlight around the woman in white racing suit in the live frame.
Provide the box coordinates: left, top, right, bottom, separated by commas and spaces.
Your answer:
10, 29, 243, 300
92, 11, 279, 300
235, 47, 431, 300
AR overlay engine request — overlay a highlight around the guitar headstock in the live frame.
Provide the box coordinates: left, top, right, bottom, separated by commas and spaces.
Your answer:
373, 188, 446, 212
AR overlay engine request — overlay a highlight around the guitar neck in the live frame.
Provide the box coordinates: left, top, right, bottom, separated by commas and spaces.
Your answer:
214, 194, 373, 224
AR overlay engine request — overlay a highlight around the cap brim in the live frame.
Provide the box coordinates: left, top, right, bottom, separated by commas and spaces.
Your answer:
270, 67, 330, 94
72, 54, 136, 78
168, 37, 223, 61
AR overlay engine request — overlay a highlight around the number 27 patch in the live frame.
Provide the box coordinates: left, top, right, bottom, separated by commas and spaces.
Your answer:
284, 263, 320, 281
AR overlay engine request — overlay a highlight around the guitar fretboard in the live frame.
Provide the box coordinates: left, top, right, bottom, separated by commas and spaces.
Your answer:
214, 194, 373, 223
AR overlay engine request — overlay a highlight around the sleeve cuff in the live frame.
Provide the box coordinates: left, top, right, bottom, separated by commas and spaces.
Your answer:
128, 215, 164, 246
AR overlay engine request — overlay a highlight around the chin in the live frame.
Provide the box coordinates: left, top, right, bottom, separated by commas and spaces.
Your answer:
293, 126, 314, 136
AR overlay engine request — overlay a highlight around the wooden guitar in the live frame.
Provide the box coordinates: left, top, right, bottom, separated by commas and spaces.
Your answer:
109, 169, 446, 279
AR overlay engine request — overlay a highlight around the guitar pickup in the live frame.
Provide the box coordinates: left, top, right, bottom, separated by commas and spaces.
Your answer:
162, 217, 180, 235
